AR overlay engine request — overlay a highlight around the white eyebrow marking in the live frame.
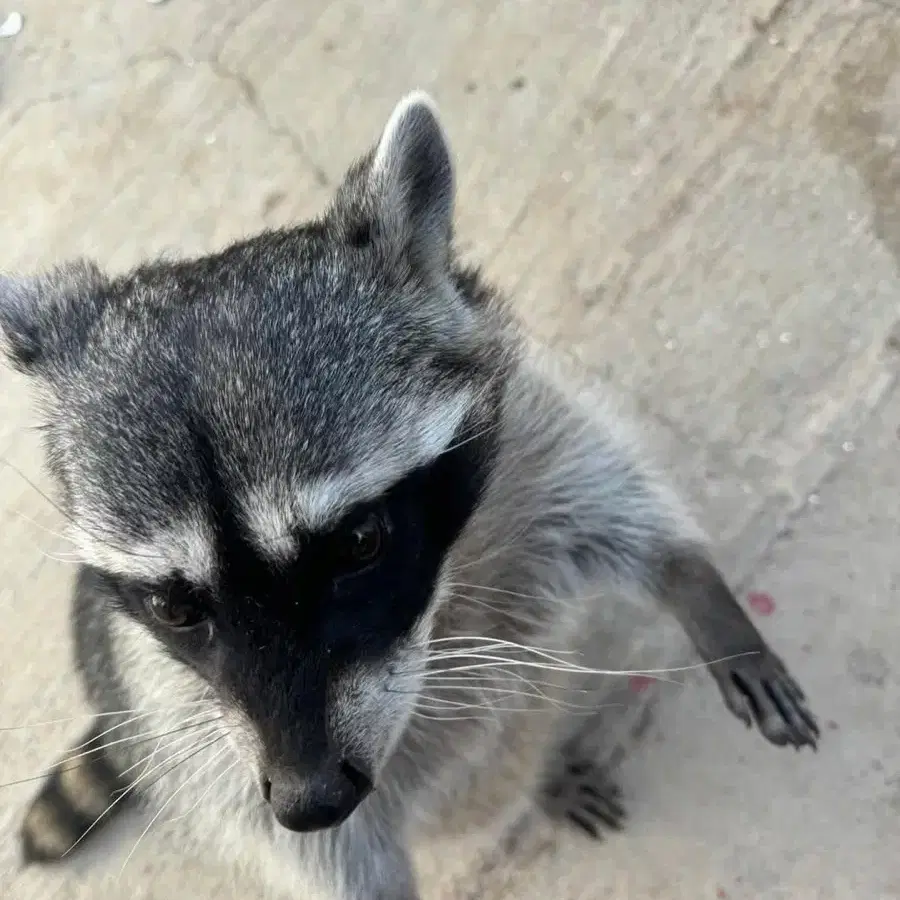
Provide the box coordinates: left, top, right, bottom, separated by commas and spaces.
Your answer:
239, 481, 301, 563
238, 389, 475, 562
72, 512, 217, 585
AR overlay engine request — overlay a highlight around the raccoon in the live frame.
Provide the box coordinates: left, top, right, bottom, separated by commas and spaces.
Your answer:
1, 92, 818, 899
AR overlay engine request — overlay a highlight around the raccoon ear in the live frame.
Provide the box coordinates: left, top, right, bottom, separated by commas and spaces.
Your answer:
0, 261, 107, 374
359, 91, 455, 271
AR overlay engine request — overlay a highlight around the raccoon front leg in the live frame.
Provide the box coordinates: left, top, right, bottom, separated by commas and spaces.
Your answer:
651, 546, 819, 749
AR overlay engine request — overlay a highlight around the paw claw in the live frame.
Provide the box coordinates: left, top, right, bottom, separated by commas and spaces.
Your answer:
583, 799, 625, 829
566, 811, 601, 840
581, 781, 622, 802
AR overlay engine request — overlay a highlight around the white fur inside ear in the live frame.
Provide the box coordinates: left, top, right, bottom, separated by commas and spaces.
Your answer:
368, 91, 455, 270
373, 90, 447, 178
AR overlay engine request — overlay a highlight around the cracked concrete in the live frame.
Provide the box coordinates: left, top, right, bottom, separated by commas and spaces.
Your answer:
1, 0, 899, 897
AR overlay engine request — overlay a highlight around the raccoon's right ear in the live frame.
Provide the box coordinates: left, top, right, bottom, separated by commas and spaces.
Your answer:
333, 91, 455, 273
0, 260, 108, 375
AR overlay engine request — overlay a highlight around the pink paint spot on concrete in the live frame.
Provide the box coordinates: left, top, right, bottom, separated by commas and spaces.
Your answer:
748, 590, 776, 616
629, 675, 654, 693
716, 889, 729, 899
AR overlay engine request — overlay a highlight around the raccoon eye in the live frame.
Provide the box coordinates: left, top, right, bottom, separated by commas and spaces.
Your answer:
335, 509, 389, 572
146, 587, 208, 630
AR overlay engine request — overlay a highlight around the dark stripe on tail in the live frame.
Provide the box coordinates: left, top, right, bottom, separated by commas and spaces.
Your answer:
21, 720, 130, 864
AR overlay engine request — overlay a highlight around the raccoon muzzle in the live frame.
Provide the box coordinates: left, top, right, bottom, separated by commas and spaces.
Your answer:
20, 721, 130, 864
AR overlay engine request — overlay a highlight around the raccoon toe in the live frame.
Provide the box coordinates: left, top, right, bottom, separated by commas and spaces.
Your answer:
540, 759, 626, 840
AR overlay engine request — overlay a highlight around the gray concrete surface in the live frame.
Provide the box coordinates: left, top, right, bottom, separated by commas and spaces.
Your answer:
1, 0, 899, 897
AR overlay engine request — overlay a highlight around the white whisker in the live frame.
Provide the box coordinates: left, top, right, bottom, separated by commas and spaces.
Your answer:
409, 710, 504, 724
423, 635, 582, 657
407, 689, 604, 715
445, 581, 603, 603
61, 728, 224, 859
0, 699, 218, 732
9, 510, 80, 547
419, 665, 563, 695
412, 674, 589, 693
33, 549, 83, 566
402, 637, 754, 682
0, 715, 223, 791
444, 511, 543, 574
422, 643, 584, 671
439, 419, 503, 457
64, 706, 219, 756
2, 457, 168, 563
56, 713, 223, 771
166, 758, 239, 824
119, 739, 229, 875
119, 724, 223, 782
422, 653, 686, 683
444, 591, 547, 625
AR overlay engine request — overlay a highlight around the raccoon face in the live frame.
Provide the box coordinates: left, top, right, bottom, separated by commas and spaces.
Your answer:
0, 93, 506, 833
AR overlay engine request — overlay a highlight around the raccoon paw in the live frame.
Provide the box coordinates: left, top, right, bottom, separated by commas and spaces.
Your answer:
714, 651, 819, 750
540, 759, 626, 840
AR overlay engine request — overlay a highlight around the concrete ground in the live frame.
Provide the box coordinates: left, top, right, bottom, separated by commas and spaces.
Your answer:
1, 0, 899, 897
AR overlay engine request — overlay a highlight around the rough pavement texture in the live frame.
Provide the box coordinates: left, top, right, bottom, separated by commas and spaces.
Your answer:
1, 0, 899, 897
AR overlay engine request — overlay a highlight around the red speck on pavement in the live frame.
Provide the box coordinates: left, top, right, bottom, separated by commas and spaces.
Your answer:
629, 675, 654, 693
747, 590, 776, 616
716, 889, 728, 900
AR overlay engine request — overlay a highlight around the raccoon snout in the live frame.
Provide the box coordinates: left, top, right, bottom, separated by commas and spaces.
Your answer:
262, 756, 373, 833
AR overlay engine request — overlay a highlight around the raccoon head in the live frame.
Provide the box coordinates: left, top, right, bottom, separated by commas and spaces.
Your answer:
0, 93, 508, 833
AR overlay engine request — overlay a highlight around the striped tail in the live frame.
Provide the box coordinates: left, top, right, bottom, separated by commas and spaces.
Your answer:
20, 721, 131, 864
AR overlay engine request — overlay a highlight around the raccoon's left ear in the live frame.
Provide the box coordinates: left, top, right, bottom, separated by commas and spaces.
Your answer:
335, 91, 455, 273
0, 261, 108, 375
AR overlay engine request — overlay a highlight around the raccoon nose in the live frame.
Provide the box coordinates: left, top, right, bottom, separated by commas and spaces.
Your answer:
265, 757, 373, 833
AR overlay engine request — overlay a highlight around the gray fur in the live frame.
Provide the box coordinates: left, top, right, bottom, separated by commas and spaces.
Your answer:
1, 92, 818, 899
